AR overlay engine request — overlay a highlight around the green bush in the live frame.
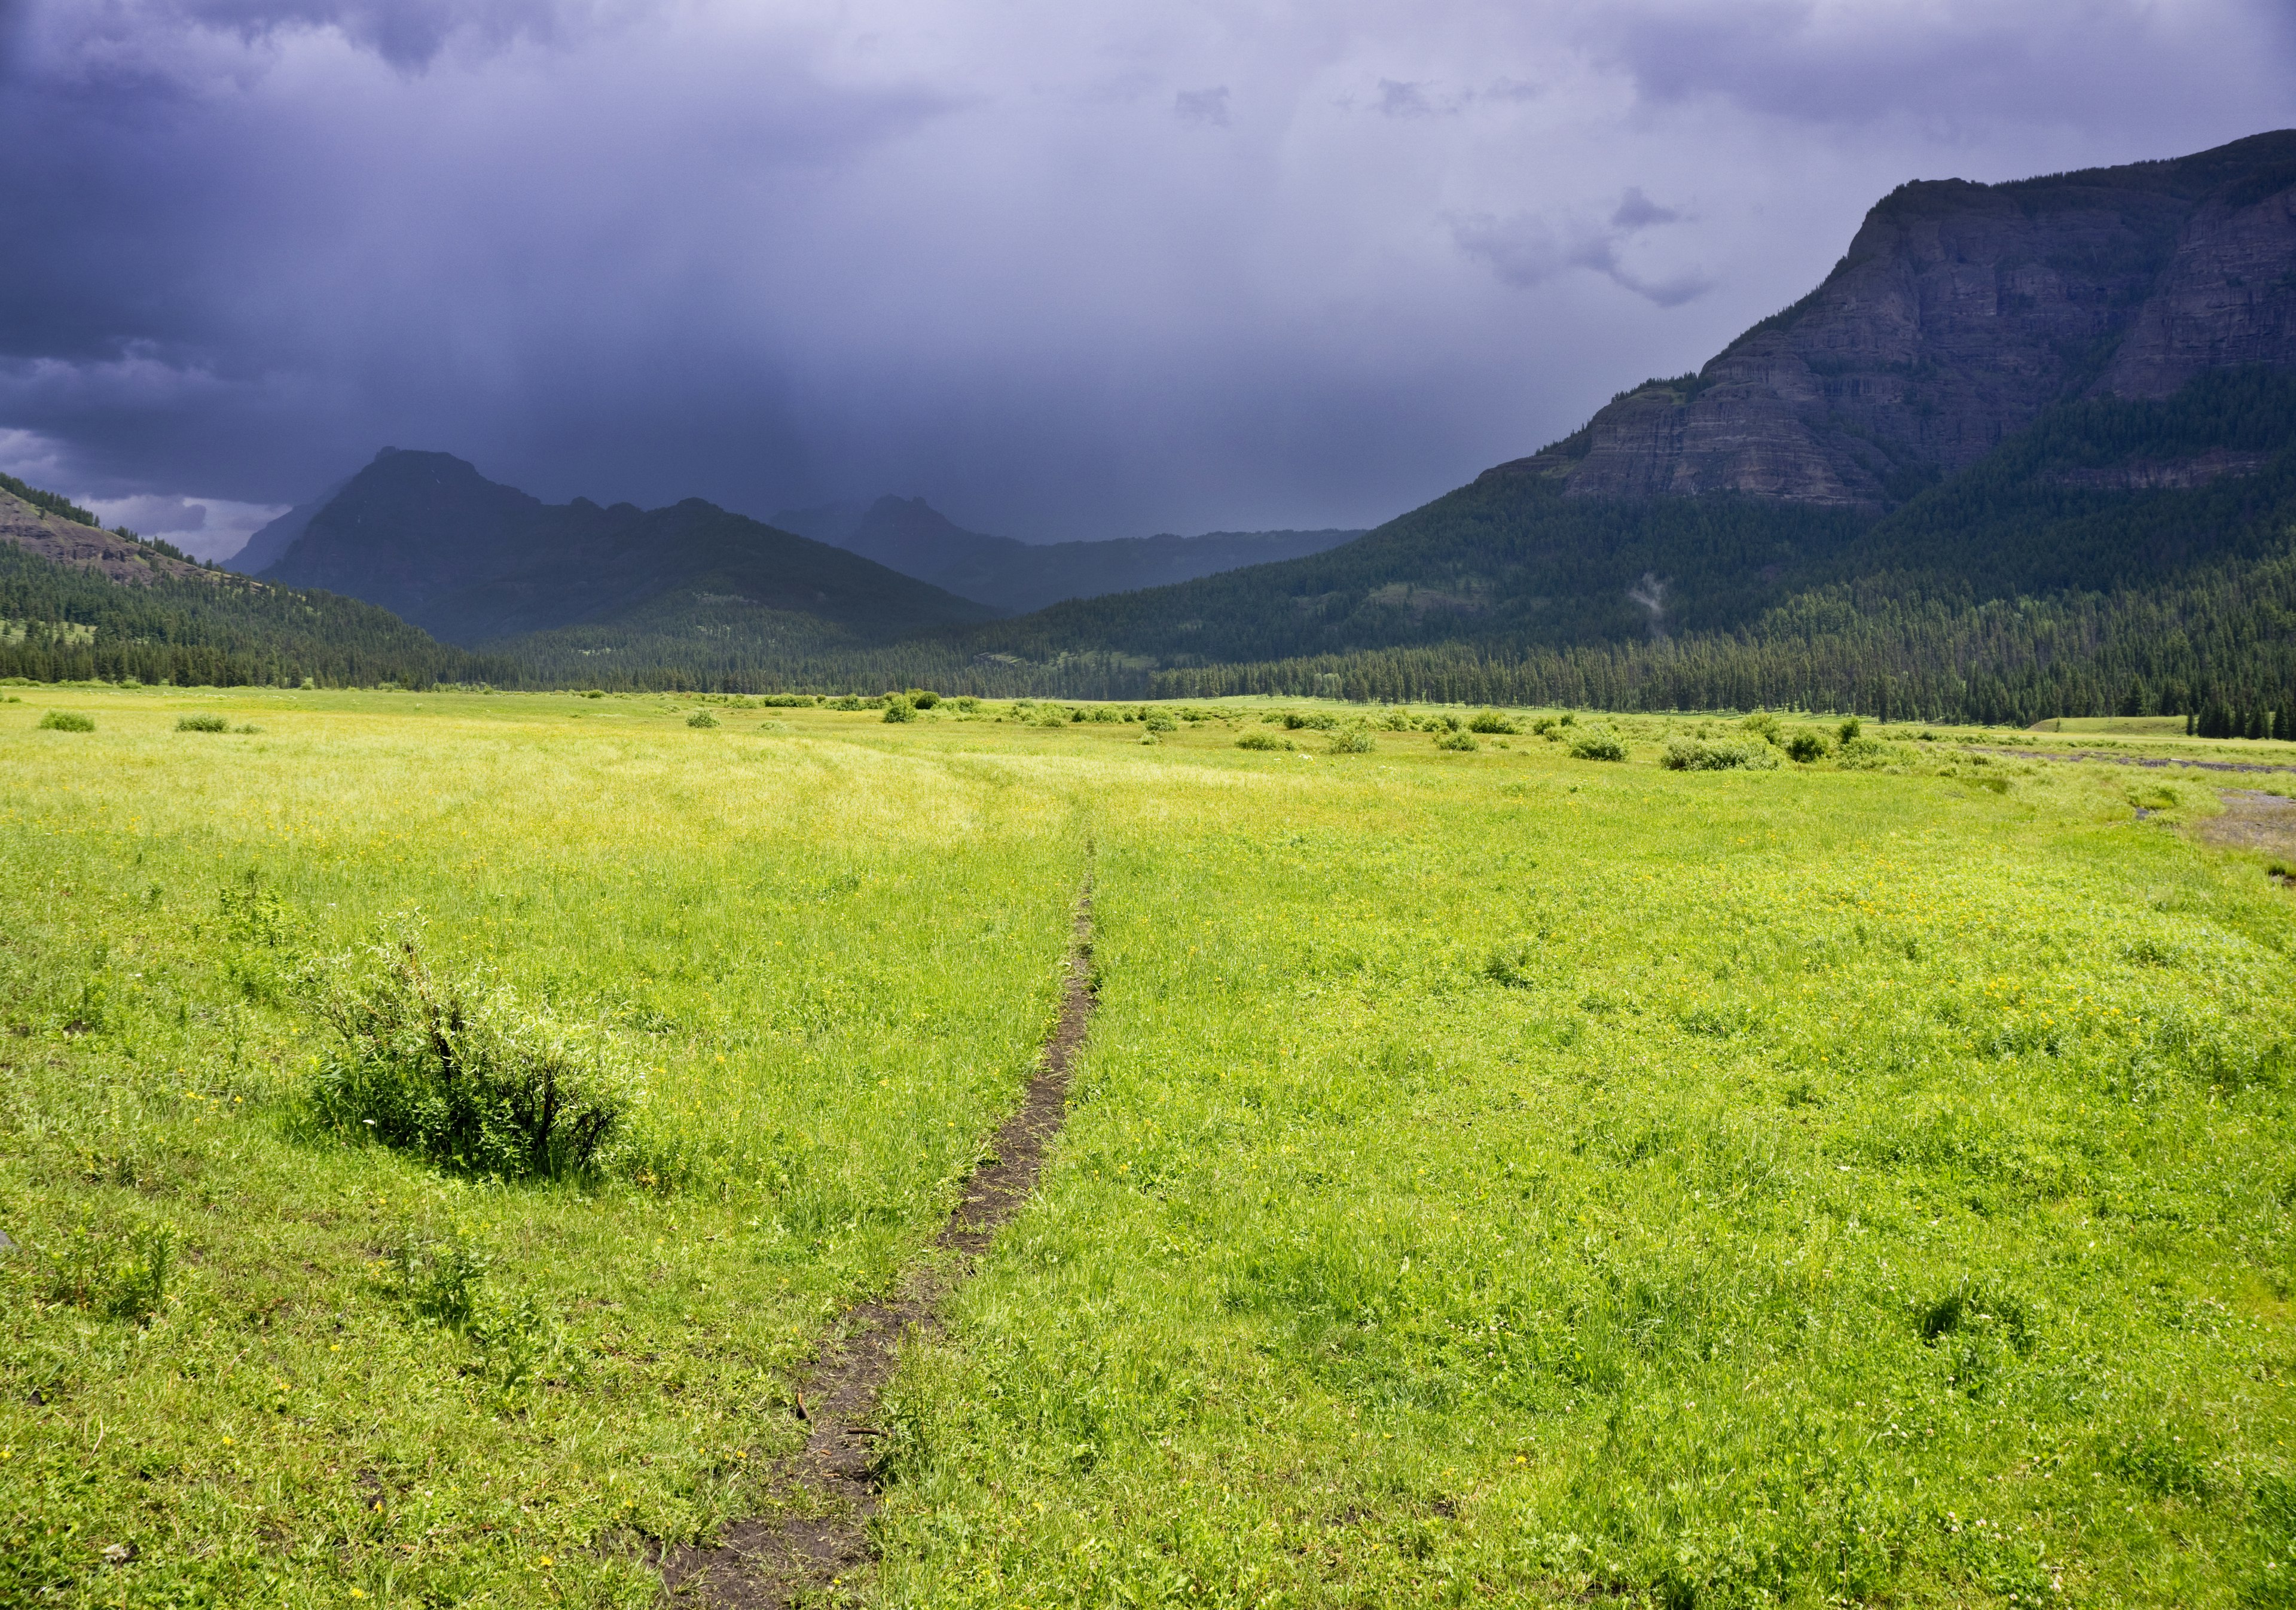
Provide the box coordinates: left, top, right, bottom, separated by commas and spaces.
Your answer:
686, 711, 719, 728
1836, 734, 1895, 769
1741, 711, 1781, 743
175, 713, 228, 733
758, 693, 816, 706
1434, 729, 1479, 752
306, 932, 640, 1179
1236, 732, 1294, 751
909, 690, 941, 709
1282, 711, 1338, 731
1783, 730, 1830, 763
1327, 723, 1376, 754
1661, 736, 1781, 772
1567, 727, 1628, 761
43, 1219, 175, 1324
1144, 713, 1177, 733
38, 710, 94, 731
881, 701, 915, 724
1838, 716, 1864, 742
1468, 709, 1521, 734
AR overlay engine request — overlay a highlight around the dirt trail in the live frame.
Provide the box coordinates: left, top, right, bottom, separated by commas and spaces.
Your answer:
657, 885, 1096, 1606
2197, 788, 2296, 864
1971, 745, 2296, 777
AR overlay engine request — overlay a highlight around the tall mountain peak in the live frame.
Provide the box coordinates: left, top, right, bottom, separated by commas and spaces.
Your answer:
1507, 130, 2296, 509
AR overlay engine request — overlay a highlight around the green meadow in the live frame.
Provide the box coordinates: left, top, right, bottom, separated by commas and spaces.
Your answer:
3, 685, 2294, 1608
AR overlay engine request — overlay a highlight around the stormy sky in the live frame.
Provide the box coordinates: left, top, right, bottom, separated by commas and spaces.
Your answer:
3, 1, 2292, 557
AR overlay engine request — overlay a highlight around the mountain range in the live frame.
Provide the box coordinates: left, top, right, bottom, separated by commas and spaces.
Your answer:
771, 495, 1361, 614
7, 130, 2295, 721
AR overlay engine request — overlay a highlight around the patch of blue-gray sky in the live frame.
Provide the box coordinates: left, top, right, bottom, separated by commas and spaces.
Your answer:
0, 0, 2291, 556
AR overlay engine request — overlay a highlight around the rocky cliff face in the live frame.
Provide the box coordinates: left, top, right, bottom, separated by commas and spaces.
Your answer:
1509, 130, 2296, 508
0, 489, 220, 586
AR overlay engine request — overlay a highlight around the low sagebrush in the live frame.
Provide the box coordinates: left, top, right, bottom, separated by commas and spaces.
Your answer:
176, 713, 229, 733
38, 710, 94, 732
1661, 736, 1780, 772
306, 931, 641, 1179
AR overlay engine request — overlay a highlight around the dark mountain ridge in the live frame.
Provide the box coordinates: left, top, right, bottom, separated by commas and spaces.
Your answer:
262, 450, 998, 648
773, 493, 1361, 612
1502, 130, 2296, 510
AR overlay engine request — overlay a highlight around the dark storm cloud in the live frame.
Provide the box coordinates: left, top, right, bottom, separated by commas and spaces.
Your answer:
1, 0, 2292, 550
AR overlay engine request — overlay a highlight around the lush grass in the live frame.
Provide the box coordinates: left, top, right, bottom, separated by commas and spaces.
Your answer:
0, 687, 1084, 1606
4, 686, 2293, 1607
875, 715, 2296, 1607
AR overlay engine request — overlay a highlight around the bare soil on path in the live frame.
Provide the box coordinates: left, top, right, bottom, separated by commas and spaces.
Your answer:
2196, 788, 2296, 864
657, 887, 1096, 1606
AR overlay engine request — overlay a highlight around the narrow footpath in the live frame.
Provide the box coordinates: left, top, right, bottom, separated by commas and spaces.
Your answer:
660, 884, 1097, 1606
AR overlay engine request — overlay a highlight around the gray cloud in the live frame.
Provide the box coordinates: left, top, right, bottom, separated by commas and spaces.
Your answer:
1455, 190, 1711, 307
0, 1, 2289, 544
1174, 86, 1228, 126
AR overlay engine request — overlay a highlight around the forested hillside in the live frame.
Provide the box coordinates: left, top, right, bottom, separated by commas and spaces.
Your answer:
0, 532, 507, 688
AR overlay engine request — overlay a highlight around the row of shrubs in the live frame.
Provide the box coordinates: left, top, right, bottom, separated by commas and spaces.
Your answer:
31, 709, 258, 733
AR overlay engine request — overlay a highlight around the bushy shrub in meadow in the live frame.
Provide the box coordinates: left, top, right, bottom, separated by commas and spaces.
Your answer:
908, 689, 941, 708
175, 713, 228, 733
1741, 710, 1782, 743
1434, 728, 1479, 752
1783, 729, 1831, 763
1835, 734, 1896, 769
685, 710, 719, 728
1327, 722, 1376, 754
1839, 715, 1863, 742
881, 700, 914, 724
305, 932, 640, 1180
1236, 731, 1293, 751
1468, 709, 1521, 734
1662, 735, 1781, 771
1567, 726, 1628, 761
1144, 713, 1178, 734
758, 693, 816, 706
38, 709, 94, 731
41, 1219, 175, 1324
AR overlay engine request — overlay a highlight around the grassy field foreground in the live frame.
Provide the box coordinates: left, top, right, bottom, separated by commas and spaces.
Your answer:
2, 686, 2294, 1607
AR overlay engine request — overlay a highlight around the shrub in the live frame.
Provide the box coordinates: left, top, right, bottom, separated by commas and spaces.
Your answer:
1282, 711, 1338, 730
306, 932, 641, 1179
1836, 735, 1894, 769
44, 1220, 175, 1324
1783, 730, 1830, 763
1236, 732, 1294, 751
1144, 713, 1177, 733
1662, 736, 1780, 772
1327, 723, 1376, 754
686, 711, 719, 728
1567, 727, 1628, 761
38, 710, 94, 731
176, 713, 228, 732
758, 694, 815, 706
908, 690, 941, 709
1468, 709, 1521, 734
1838, 716, 1863, 742
881, 702, 915, 724
1434, 729, 1479, 752
1740, 711, 1781, 743
234, 723, 261, 735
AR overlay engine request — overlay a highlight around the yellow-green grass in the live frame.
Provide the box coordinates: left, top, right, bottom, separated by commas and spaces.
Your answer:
4, 685, 2294, 1608
875, 725, 2295, 1607
2031, 716, 2196, 737
1, 688, 1086, 1606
